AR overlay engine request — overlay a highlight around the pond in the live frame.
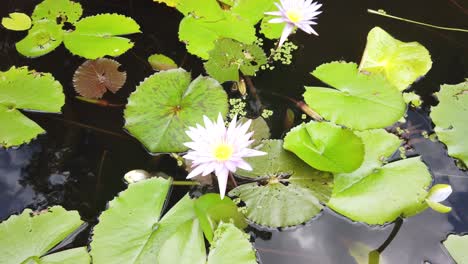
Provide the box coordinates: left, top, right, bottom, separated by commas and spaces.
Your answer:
0, 0, 467, 263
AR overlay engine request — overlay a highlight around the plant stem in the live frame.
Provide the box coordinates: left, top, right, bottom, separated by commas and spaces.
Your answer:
50, 117, 131, 140
376, 218, 403, 253
242, 75, 263, 114
229, 172, 238, 187
75, 96, 125, 107
368, 9, 468, 33
267, 91, 323, 121
172, 180, 200, 186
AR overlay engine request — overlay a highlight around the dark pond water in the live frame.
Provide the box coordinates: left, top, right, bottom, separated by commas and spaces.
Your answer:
0, 0, 467, 263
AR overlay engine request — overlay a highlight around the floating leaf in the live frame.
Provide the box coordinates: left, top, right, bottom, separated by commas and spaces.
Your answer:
64, 14, 141, 59
207, 222, 258, 264
304, 62, 406, 130
332, 129, 402, 194
153, 0, 179, 7
32, 0, 83, 24
239, 116, 270, 147
194, 193, 247, 243
260, 15, 284, 40
124, 69, 228, 153
283, 121, 365, 173
0, 206, 87, 264
90, 177, 177, 263
230, 140, 333, 227
1, 12, 31, 31
0, 67, 64, 147
443, 234, 468, 264
204, 39, 267, 83
403, 92, 422, 107
178, 14, 256, 59
40, 247, 90, 264
328, 156, 432, 225
148, 53, 178, 71
360, 27, 432, 91
16, 19, 64, 58
176, 0, 225, 20
73, 58, 127, 99
430, 80, 468, 167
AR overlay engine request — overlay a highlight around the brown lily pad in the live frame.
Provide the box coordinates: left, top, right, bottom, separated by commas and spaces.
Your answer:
73, 58, 127, 99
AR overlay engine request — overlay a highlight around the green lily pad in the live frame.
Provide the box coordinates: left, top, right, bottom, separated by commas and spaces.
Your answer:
283, 121, 365, 173
328, 156, 432, 225
230, 0, 276, 25
90, 177, 179, 263
2, 12, 31, 31
176, 0, 224, 20
148, 53, 178, 71
430, 80, 468, 167
16, 19, 64, 58
64, 14, 141, 59
178, 14, 256, 59
332, 129, 402, 194
207, 222, 258, 264
204, 39, 267, 83
0, 67, 64, 147
260, 4, 284, 40
443, 234, 468, 264
230, 140, 333, 227
40, 247, 90, 264
154, 0, 179, 7
304, 62, 406, 130
32, 0, 83, 24
0, 206, 87, 264
194, 193, 247, 243
360, 27, 432, 91
124, 69, 228, 153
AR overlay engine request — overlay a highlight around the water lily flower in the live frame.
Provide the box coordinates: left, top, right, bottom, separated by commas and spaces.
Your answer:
425, 184, 453, 213
183, 114, 266, 199
266, 0, 322, 47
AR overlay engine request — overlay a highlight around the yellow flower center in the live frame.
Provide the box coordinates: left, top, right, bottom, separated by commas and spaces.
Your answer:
286, 9, 302, 23
214, 144, 234, 161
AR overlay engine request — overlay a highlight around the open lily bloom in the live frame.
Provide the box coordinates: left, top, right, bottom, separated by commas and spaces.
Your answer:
183, 114, 266, 199
266, 0, 322, 47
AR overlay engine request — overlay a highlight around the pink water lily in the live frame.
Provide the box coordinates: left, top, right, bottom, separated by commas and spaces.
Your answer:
183, 114, 266, 199
265, 0, 322, 47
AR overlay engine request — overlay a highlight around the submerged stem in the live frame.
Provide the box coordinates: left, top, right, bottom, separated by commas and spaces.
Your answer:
172, 180, 200, 186
368, 9, 468, 33
267, 91, 323, 121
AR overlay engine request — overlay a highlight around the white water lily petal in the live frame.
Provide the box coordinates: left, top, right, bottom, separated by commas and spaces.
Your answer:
427, 184, 453, 203
266, 0, 322, 47
183, 114, 267, 199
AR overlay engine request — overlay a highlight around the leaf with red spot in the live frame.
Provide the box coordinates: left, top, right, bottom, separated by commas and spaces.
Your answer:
73, 58, 127, 99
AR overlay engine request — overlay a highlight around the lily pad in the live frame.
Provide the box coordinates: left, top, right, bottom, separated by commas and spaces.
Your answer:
194, 193, 247, 243
40, 247, 90, 264
90, 177, 177, 263
283, 121, 365, 173
0, 67, 64, 147
176, 0, 224, 20
32, 0, 83, 24
64, 14, 141, 59
443, 234, 468, 264
360, 27, 432, 91
124, 68, 228, 153
332, 129, 402, 194
2, 12, 31, 31
230, 140, 333, 227
153, 0, 179, 7
230, 0, 276, 25
0, 206, 87, 264
430, 80, 468, 167
207, 222, 258, 264
328, 156, 432, 225
304, 62, 406, 130
73, 58, 127, 99
178, 14, 256, 59
16, 19, 64, 58
148, 53, 178, 71
204, 39, 267, 83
